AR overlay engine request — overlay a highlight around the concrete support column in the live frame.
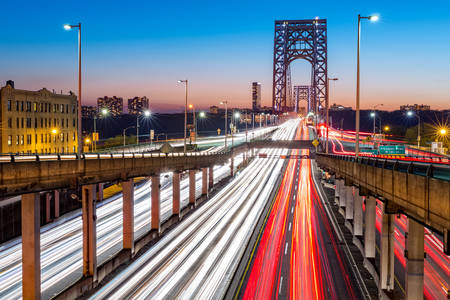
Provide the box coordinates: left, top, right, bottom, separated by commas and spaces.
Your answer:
189, 170, 196, 205
202, 168, 208, 196
340, 181, 347, 207
405, 218, 424, 300
122, 179, 134, 253
151, 175, 160, 232
353, 188, 363, 236
97, 183, 104, 202
82, 184, 97, 280
208, 166, 214, 190
54, 190, 60, 219
334, 179, 341, 205
380, 212, 395, 291
172, 171, 181, 216
230, 156, 234, 177
22, 193, 41, 300
345, 185, 353, 220
46, 193, 52, 223
364, 196, 376, 258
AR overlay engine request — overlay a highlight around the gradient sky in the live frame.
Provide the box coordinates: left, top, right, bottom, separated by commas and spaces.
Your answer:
1, 0, 449, 111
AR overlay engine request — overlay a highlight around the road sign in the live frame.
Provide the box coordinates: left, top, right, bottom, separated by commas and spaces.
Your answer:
378, 145, 405, 155
360, 148, 377, 155
312, 139, 319, 147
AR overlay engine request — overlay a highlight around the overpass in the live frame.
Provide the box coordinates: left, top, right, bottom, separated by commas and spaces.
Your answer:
316, 153, 449, 299
0, 136, 312, 299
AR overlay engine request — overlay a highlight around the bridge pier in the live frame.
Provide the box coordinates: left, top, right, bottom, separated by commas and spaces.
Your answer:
380, 210, 395, 292
334, 178, 341, 205
405, 218, 424, 300
344, 185, 353, 220
82, 184, 97, 281
172, 171, 181, 217
151, 175, 160, 232
230, 157, 234, 177
202, 168, 208, 196
189, 170, 196, 206
208, 166, 214, 190
340, 181, 347, 208
364, 196, 376, 258
21, 192, 41, 300
46, 192, 52, 223
54, 190, 60, 218
97, 183, 104, 202
122, 179, 134, 253
353, 188, 363, 236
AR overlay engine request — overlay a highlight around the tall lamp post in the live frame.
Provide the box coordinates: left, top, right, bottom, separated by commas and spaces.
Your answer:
407, 110, 421, 147
220, 101, 228, 149
136, 110, 151, 145
355, 14, 378, 157
188, 104, 196, 143
64, 23, 82, 156
233, 111, 240, 147
326, 77, 338, 153
93, 108, 108, 152
370, 104, 383, 134
178, 80, 188, 154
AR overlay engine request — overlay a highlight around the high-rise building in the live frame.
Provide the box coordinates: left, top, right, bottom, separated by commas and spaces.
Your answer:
252, 82, 261, 111
0, 80, 78, 154
82, 105, 97, 118
400, 104, 431, 111
97, 96, 123, 116
128, 96, 149, 115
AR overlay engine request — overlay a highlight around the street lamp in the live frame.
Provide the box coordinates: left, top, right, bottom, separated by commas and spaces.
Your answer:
93, 108, 108, 152
384, 125, 390, 132
64, 22, 82, 157
178, 80, 188, 154
406, 110, 421, 147
220, 101, 228, 150
123, 126, 136, 151
326, 77, 338, 153
355, 14, 378, 157
188, 104, 197, 142
136, 110, 151, 145
370, 104, 383, 134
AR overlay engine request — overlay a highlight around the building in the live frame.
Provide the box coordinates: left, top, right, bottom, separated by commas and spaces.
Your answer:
210, 105, 219, 114
128, 96, 149, 115
252, 82, 261, 111
330, 103, 352, 111
97, 96, 123, 116
0, 80, 78, 154
82, 105, 97, 118
400, 104, 431, 111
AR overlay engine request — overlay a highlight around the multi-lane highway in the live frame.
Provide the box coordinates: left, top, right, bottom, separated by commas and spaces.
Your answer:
88, 119, 299, 299
240, 124, 365, 299
0, 150, 244, 299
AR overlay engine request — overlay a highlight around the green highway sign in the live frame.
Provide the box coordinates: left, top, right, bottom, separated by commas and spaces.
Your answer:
379, 145, 405, 155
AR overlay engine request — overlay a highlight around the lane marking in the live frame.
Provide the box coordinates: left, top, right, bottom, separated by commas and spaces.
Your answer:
288, 222, 292, 231
285, 242, 289, 255
278, 276, 283, 294
291, 207, 294, 214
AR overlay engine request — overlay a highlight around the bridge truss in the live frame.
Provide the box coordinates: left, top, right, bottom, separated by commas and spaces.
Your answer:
293, 85, 312, 113
272, 19, 328, 114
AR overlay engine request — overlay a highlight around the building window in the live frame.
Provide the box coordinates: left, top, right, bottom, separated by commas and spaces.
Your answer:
34, 102, 38, 112
26, 101, 31, 112
72, 105, 75, 113
7, 100, 12, 111
60, 104, 64, 113
35, 134, 37, 144
27, 135, 32, 144
21, 101, 24, 112
7, 136, 12, 146
41, 118, 43, 128
16, 101, 19, 111
16, 135, 19, 145
35, 118, 38, 128
61, 118, 65, 128
53, 104, 57, 112
26, 118, 31, 128
8, 118, 12, 128
73, 146, 76, 153
20, 135, 24, 145
16, 118, 19, 128
73, 132, 76, 141
45, 118, 48, 128
73, 118, 76, 127
66, 119, 68, 128
21, 118, 24, 128
66, 104, 69, 114
60, 133, 64, 142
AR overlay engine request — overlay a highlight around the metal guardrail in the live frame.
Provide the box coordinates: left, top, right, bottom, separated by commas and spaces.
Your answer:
317, 153, 450, 181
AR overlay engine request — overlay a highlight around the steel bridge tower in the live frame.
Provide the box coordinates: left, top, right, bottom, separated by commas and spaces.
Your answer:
272, 19, 328, 114
293, 85, 312, 113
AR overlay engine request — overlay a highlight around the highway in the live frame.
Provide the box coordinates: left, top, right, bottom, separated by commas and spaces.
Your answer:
240, 124, 364, 299
0, 150, 244, 299
88, 119, 299, 299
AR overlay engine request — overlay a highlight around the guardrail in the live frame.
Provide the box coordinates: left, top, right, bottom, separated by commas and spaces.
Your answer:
316, 153, 449, 235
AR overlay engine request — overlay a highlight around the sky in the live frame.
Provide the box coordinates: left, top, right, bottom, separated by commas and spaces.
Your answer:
1, 0, 449, 112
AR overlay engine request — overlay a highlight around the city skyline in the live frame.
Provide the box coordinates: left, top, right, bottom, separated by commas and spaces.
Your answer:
1, 0, 449, 111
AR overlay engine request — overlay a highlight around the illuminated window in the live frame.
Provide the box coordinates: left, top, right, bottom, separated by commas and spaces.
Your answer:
7, 136, 12, 146
7, 100, 12, 111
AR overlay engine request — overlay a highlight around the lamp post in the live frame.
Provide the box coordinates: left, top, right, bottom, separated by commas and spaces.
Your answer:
326, 77, 338, 153
407, 110, 421, 147
123, 126, 135, 151
188, 104, 196, 143
220, 101, 228, 150
369, 104, 383, 135
64, 23, 82, 157
233, 111, 240, 147
355, 14, 378, 157
198, 111, 206, 135
178, 80, 188, 154
136, 109, 151, 145
93, 108, 108, 152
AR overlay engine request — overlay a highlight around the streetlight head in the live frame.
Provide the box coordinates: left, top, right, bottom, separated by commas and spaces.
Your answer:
439, 128, 447, 136
199, 111, 206, 118
234, 112, 240, 118
406, 110, 414, 117
101, 108, 108, 116
384, 125, 390, 132
51, 128, 58, 134
143, 110, 151, 117
369, 15, 379, 21
370, 112, 376, 118
85, 138, 91, 144
63, 24, 72, 30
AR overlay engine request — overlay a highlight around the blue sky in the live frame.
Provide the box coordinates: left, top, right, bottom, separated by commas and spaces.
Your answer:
1, 0, 449, 111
